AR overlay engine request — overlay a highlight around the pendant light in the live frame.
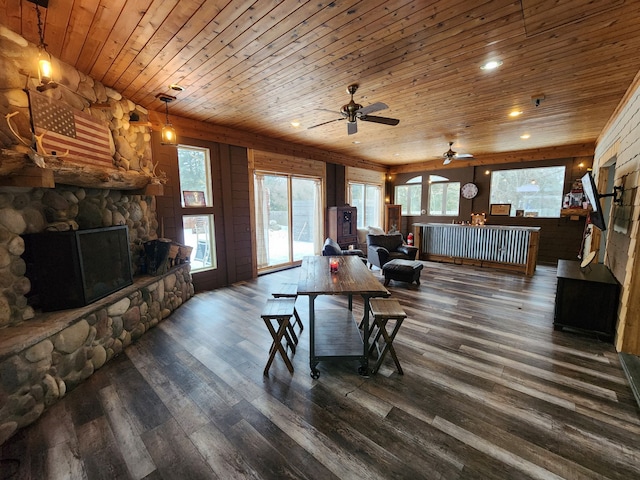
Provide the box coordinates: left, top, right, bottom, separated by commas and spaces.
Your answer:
157, 94, 177, 146
29, 0, 57, 92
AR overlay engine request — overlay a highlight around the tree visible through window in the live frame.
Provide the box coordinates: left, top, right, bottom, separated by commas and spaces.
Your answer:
395, 176, 422, 215
490, 166, 565, 217
349, 182, 382, 227
429, 181, 460, 216
177, 146, 216, 272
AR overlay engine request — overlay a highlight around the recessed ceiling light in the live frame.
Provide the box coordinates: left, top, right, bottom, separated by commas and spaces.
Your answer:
520, 133, 531, 139
480, 60, 503, 70
509, 110, 523, 117
353, 141, 361, 144
168, 84, 185, 92
290, 120, 301, 128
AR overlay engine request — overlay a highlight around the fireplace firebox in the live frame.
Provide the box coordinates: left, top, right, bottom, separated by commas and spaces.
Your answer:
22, 225, 134, 312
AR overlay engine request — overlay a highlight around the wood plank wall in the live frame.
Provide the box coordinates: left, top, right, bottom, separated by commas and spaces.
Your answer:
152, 134, 252, 292
391, 155, 593, 264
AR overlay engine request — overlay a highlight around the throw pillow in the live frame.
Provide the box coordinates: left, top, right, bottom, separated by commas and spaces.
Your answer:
368, 226, 385, 235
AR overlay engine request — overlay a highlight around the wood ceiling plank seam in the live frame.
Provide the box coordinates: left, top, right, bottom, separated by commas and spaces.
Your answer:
185, 2, 456, 110
37, 0, 73, 59
75, 0, 128, 74
143, 0, 329, 113
1, 0, 24, 34
184, 2, 516, 122
100, 0, 183, 87
194, 6, 524, 124
157, 0, 325, 112
120, 0, 265, 102
198, 2, 412, 93
169, 0, 382, 113
303, 17, 640, 117
204, 0, 524, 113
17, 0, 39, 45
184, 1, 424, 118
237, 0, 520, 93
521, 0, 626, 37
60, 0, 101, 67
170, 0, 432, 111
221, 0, 398, 82
107, 0, 206, 90
87, 0, 155, 81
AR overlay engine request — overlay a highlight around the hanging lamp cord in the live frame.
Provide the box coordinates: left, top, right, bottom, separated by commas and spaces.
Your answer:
35, 3, 46, 48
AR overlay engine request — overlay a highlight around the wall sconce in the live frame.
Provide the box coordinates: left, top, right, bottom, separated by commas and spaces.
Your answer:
157, 94, 177, 146
28, 0, 57, 92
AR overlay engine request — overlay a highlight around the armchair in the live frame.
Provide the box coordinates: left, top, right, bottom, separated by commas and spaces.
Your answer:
322, 238, 365, 257
367, 233, 418, 269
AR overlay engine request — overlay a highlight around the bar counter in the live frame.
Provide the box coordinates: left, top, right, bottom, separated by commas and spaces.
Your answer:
413, 223, 541, 275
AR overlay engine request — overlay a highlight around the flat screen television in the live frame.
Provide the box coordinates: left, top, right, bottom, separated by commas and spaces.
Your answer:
581, 171, 606, 231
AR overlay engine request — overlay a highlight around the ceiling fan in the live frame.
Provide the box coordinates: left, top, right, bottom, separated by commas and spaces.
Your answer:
308, 84, 400, 135
442, 142, 474, 165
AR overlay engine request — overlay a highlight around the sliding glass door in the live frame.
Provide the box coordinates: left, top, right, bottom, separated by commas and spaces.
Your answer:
255, 173, 322, 271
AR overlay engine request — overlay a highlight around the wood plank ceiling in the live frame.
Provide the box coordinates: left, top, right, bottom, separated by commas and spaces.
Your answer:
3, 0, 640, 169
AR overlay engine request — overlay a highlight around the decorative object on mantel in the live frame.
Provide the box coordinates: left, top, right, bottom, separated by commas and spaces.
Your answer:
28, 0, 57, 92
28, 90, 113, 167
157, 93, 177, 146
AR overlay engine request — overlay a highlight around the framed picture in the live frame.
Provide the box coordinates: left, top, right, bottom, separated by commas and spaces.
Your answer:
516, 209, 524, 217
183, 190, 206, 207
490, 203, 511, 216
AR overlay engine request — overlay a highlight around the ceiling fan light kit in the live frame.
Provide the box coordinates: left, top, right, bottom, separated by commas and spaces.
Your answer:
308, 84, 399, 135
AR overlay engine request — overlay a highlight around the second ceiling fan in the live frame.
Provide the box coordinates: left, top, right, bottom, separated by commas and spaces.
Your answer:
308, 84, 400, 135
442, 142, 474, 165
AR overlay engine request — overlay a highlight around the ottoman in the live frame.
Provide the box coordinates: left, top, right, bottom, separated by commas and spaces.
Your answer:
382, 259, 423, 286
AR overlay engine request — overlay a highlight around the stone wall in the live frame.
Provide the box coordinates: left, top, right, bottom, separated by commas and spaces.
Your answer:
0, 25, 153, 175
0, 264, 194, 445
0, 186, 160, 328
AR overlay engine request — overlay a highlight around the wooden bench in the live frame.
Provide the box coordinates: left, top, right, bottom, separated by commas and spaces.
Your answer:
272, 283, 304, 344
261, 298, 297, 376
368, 298, 407, 374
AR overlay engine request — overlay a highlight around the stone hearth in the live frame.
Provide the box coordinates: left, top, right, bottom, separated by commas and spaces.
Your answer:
0, 264, 193, 445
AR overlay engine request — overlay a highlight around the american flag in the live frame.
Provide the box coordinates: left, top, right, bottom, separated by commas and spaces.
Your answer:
28, 90, 113, 167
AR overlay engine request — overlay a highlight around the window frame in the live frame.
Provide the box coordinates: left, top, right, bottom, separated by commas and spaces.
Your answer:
395, 176, 422, 216
177, 145, 217, 273
489, 165, 566, 218
428, 181, 461, 216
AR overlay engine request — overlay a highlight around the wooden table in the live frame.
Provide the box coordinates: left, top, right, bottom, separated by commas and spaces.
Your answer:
297, 255, 389, 378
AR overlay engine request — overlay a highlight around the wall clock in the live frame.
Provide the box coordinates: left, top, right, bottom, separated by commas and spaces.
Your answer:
461, 182, 478, 199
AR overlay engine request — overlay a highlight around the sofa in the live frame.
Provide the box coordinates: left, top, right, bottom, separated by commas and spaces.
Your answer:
367, 233, 418, 269
322, 238, 365, 257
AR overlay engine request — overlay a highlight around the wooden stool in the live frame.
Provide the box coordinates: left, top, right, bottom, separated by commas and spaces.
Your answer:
368, 298, 406, 374
272, 283, 304, 343
262, 298, 297, 376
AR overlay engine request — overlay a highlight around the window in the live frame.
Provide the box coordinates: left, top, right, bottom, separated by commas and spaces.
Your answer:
349, 182, 382, 227
395, 176, 422, 215
177, 146, 216, 272
429, 181, 460, 216
489, 166, 566, 217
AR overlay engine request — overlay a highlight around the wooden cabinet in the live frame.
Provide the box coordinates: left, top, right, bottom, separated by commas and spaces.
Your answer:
327, 206, 357, 249
384, 204, 402, 233
554, 260, 619, 339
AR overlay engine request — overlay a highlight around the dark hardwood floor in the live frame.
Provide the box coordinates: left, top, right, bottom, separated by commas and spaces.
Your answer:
2, 261, 640, 479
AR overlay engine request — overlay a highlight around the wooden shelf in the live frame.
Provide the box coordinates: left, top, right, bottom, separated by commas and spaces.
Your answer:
561, 208, 590, 217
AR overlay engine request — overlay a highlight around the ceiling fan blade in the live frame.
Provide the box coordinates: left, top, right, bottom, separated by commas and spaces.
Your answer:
347, 121, 358, 135
443, 157, 453, 165
357, 102, 388, 116
307, 118, 345, 129
455, 153, 474, 158
360, 115, 400, 126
